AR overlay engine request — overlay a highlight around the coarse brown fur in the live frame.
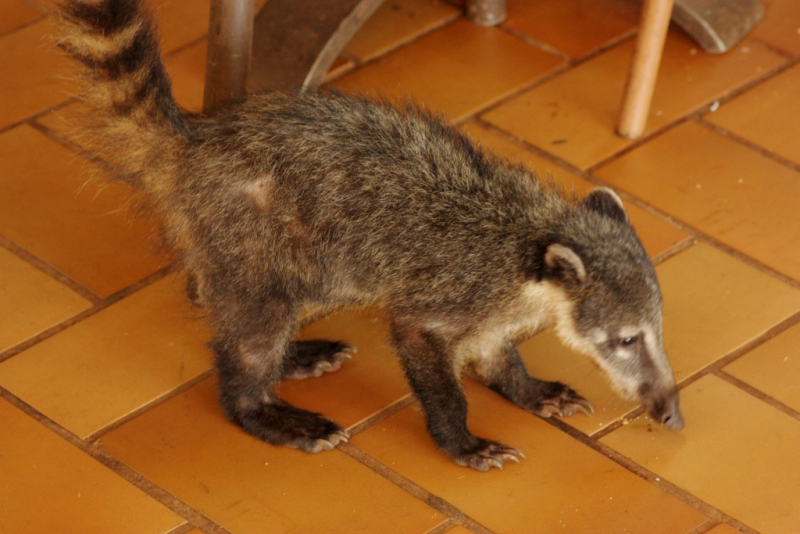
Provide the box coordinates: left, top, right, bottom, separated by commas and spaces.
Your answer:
57, 0, 683, 470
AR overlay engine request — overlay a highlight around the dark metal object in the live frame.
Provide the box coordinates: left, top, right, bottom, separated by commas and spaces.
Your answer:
466, 0, 507, 26
672, 0, 764, 53
203, 0, 255, 112
247, 0, 385, 94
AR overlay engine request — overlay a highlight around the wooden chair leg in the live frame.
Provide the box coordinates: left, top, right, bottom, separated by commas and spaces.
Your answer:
616, 0, 675, 140
203, 0, 255, 112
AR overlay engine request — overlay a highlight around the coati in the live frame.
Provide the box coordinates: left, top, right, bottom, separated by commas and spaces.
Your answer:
57, 0, 683, 471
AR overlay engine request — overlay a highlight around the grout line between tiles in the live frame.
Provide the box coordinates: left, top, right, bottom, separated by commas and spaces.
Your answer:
332, 15, 464, 75
679, 310, 800, 390
0, 233, 102, 304
584, 117, 695, 174
496, 26, 571, 63
0, 264, 174, 364
345, 394, 415, 437
0, 385, 233, 534
337, 442, 498, 534
345, 10, 463, 67
453, 61, 571, 125
461, 32, 638, 128
92, 447, 233, 534
695, 117, 800, 174
689, 235, 800, 291
542, 415, 760, 534
649, 236, 696, 266
590, 405, 647, 441
469, 116, 588, 175
498, 24, 638, 67
87, 369, 216, 443
0, 14, 46, 38
0, 95, 80, 137
17, 0, 50, 14
26, 115, 140, 181
746, 35, 797, 61
715, 369, 800, 423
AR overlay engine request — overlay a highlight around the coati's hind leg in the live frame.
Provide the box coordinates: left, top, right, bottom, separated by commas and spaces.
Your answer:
282, 340, 356, 380
473, 343, 594, 418
213, 299, 348, 453
391, 318, 523, 471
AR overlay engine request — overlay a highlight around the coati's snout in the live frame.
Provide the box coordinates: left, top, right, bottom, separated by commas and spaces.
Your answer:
641, 383, 684, 430
591, 327, 684, 431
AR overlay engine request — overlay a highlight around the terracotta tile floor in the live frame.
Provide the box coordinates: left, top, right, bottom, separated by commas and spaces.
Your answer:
2, 1, 799, 533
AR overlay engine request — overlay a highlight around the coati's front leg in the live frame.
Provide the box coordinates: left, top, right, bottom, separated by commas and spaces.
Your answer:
213, 301, 349, 453
391, 320, 523, 471
474, 343, 594, 418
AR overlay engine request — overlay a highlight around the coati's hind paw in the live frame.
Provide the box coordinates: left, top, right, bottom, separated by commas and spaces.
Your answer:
530, 382, 594, 418
453, 439, 525, 472
238, 403, 349, 453
284, 340, 356, 380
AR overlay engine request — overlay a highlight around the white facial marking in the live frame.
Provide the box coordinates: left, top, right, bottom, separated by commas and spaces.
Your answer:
588, 328, 606, 345
614, 347, 632, 360
641, 324, 674, 385
618, 326, 640, 339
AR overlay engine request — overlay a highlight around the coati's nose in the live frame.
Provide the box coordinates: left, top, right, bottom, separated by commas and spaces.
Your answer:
661, 400, 684, 430
648, 388, 684, 430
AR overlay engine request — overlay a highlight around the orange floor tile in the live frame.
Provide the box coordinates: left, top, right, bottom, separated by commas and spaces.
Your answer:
2, 1, 800, 533
502, 0, 639, 59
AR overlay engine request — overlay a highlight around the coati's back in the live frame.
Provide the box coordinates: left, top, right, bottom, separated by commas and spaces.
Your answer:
180, 94, 573, 315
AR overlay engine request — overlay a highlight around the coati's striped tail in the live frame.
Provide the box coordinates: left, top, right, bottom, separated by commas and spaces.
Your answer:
57, 0, 186, 195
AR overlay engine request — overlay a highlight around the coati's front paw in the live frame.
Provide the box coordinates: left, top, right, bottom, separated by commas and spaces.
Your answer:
291, 427, 350, 453
530, 382, 594, 418
452, 438, 525, 472
284, 341, 356, 380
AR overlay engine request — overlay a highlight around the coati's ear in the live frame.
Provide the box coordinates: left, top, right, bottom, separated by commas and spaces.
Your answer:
584, 187, 628, 224
544, 244, 586, 287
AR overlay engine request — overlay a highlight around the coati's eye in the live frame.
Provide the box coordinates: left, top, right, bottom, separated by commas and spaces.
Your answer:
620, 336, 638, 347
